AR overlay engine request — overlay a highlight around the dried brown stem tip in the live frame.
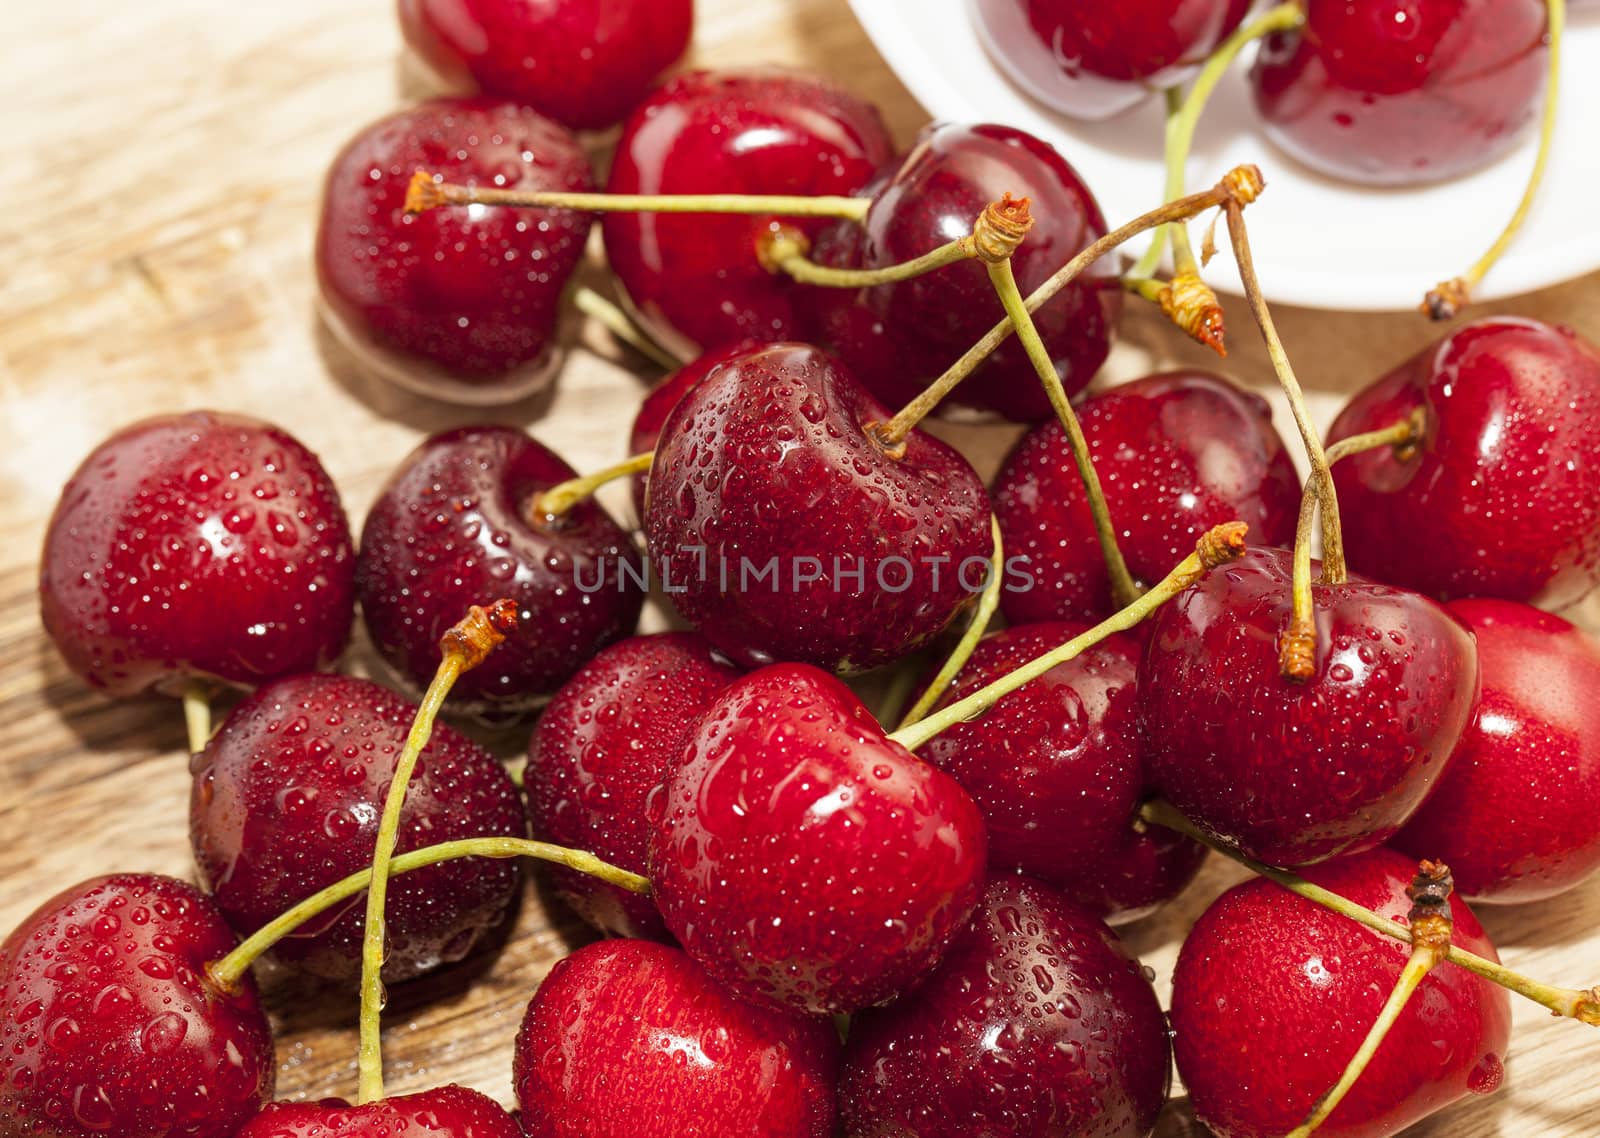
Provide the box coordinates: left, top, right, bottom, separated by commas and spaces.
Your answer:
1577, 987, 1600, 1027
1222, 164, 1266, 206
1278, 617, 1317, 682
405, 170, 447, 215
1405, 859, 1455, 963
1196, 521, 1249, 571
971, 193, 1034, 264
440, 599, 521, 670
1422, 277, 1471, 322
1159, 270, 1227, 356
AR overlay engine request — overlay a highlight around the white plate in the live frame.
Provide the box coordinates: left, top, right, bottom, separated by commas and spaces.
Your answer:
848, 0, 1600, 311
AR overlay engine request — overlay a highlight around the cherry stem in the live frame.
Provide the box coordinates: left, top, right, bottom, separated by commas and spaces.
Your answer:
356, 600, 519, 1106
889, 521, 1248, 753
1424, 0, 1564, 319
1125, 266, 1229, 356
533, 452, 654, 520
1140, 799, 1600, 1026
181, 682, 211, 755
896, 517, 1005, 730
572, 286, 683, 370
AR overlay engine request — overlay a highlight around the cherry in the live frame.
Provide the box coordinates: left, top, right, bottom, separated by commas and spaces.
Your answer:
190, 673, 527, 982
1395, 599, 1600, 904
0, 874, 274, 1138
316, 97, 592, 403
524, 632, 741, 940
916, 622, 1205, 924
236, 1086, 521, 1138
1171, 848, 1512, 1138
602, 69, 894, 359
643, 342, 992, 673
839, 876, 1170, 1138
513, 939, 839, 1137
805, 122, 1120, 423
357, 425, 644, 720
398, 0, 693, 131
650, 663, 988, 1015
1140, 547, 1478, 867
1328, 317, 1600, 609
1250, 0, 1548, 186
973, 0, 1253, 120
39, 411, 355, 700
993, 370, 1300, 624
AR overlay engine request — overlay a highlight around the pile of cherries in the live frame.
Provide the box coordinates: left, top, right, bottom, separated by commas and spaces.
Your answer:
7, 2, 1600, 1138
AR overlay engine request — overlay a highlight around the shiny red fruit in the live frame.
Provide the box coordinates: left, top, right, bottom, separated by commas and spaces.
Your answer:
1141, 548, 1479, 866
40, 411, 355, 700
190, 673, 527, 982
237, 1086, 521, 1138
1171, 848, 1512, 1138
0, 874, 274, 1138
316, 97, 592, 403
513, 939, 839, 1138
650, 663, 988, 1014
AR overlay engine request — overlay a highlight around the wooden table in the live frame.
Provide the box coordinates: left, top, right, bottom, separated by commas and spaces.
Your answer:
4, 2, 1598, 1134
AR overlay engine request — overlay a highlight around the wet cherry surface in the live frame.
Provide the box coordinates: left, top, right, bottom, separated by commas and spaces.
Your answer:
236, 1085, 523, 1138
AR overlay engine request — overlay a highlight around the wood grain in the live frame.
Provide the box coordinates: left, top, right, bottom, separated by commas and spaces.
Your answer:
3, 2, 1598, 1134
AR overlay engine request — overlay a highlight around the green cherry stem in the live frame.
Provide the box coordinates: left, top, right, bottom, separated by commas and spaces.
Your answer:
532, 452, 655, 520
572, 286, 683, 370
406, 171, 871, 221
896, 517, 1005, 730
181, 682, 211, 755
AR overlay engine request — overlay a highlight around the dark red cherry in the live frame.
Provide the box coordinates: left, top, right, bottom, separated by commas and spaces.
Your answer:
1171, 848, 1512, 1138
358, 425, 644, 720
189, 673, 527, 982
0, 874, 274, 1138
39, 411, 355, 700
807, 122, 1119, 423
316, 97, 592, 403
917, 622, 1205, 924
524, 632, 741, 939
650, 663, 988, 1015
993, 370, 1301, 624
1329, 317, 1600, 609
974, 0, 1253, 120
1395, 599, 1600, 904
603, 69, 894, 359
236, 1086, 521, 1138
513, 939, 839, 1138
840, 876, 1170, 1138
1141, 547, 1479, 866
1251, 0, 1548, 185
643, 342, 992, 672
399, 0, 693, 131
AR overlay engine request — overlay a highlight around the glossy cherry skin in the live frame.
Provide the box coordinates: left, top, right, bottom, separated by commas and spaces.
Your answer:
807, 122, 1119, 423
316, 97, 592, 403
525, 632, 742, 939
644, 342, 992, 672
0, 874, 274, 1138
1329, 318, 1600, 610
994, 371, 1301, 624
603, 69, 894, 360
513, 939, 840, 1137
1141, 547, 1479, 866
190, 673, 527, 982
399, 0, 693, 131
237, 1087, 522, 1138
1395, 599, 1600, 903
1251, 0, 1548, 185
840, 876, 1170, 1138
650, 663, 988, 1015
973, 0, 1253, 120
1171, 848, 1512, 1138
919, 622, 1205, 924
40, 411, 355, 700
358, 425, 644, 720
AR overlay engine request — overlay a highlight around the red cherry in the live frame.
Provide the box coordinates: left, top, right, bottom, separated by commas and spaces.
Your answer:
1329, 317, 1600, 609
643, 342, 992, 672
1395, 599, 1600, 903
398, 0, 692, 131
602, 70, 894, 359
1251, 0, 1548, 185
512, 939, 839, 1137
316, 97, 592, 403
1141, 547, 1479, 866
1171, 848, 1512, 1138
236, 1086, 521, 1138
39, 411, 355, 699
993, 370, 1301, 624
839, 876, 1170, 1138
917, 622, 1205, 924
357, 425, 644, 720
0, 874, 274, 1138
649, 663, 988, 1015
190, 673, 527, 982
524, 632, 741, 940
806, 122, 1120, 423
